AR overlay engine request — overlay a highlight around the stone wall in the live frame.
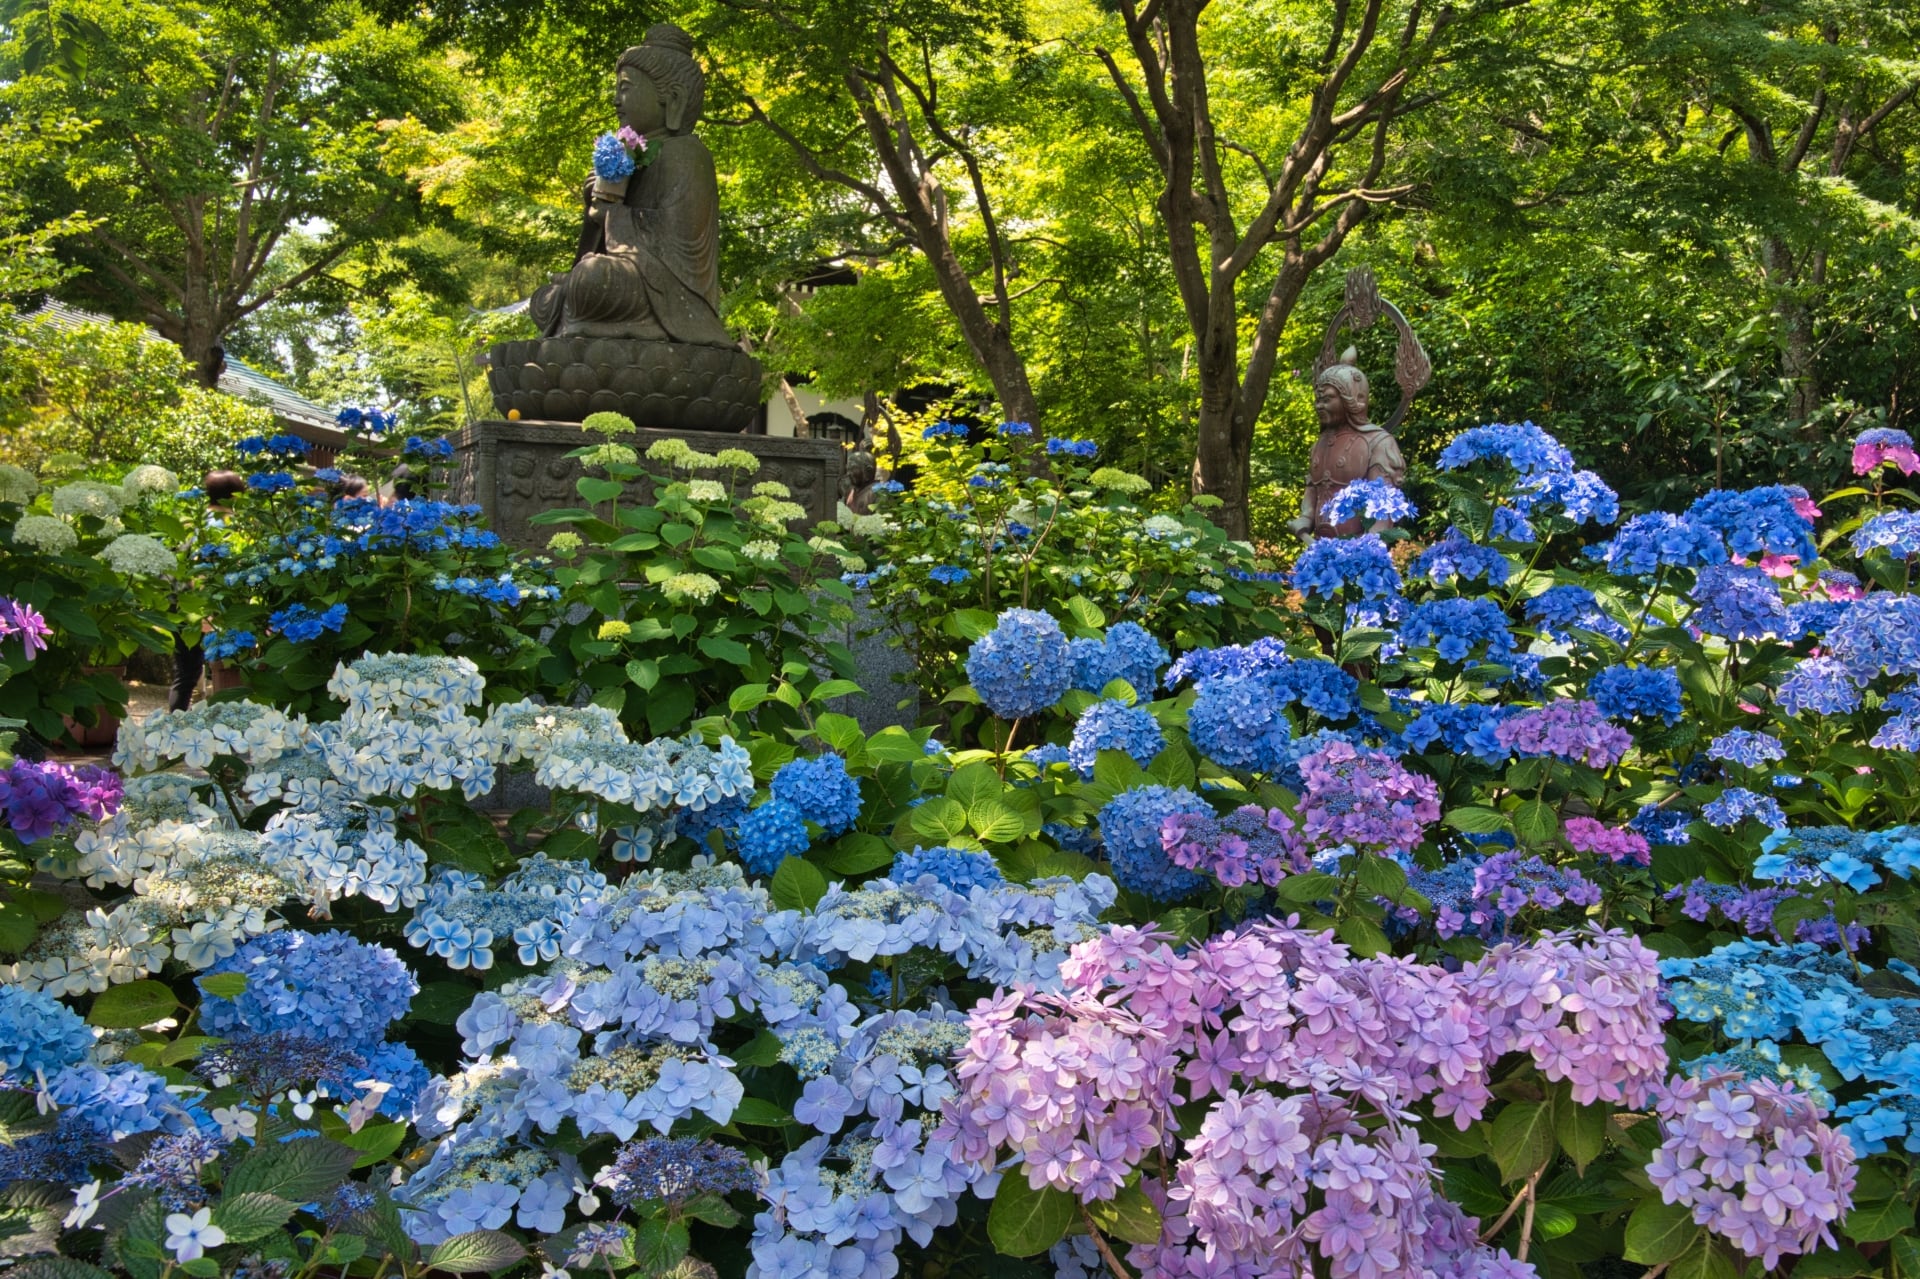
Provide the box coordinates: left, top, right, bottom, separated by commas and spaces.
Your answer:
449, 419, 846, 548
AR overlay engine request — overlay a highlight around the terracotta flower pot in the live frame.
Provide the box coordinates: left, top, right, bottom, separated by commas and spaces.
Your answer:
211, 663, 247, 693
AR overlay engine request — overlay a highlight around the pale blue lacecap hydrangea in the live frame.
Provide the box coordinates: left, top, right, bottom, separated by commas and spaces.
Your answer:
1067, 700, 1164, 775
1410, 527, 1510, 587
1686, 486, 1818, 563
1523, 584, 1630, 644
1873, 688, 1920, 750
403, 855, 611, 970
1588, 664, 1684, 724
964, 608, 1071, 719
737, 798, 811, 874
889, 847, 1005, 893
1708, 728, 1787, 768
771, 754, 863, 837
1689, 563, 1796, 640
1096, 785, 1210, 901
1320, 478, 1417, 525
1586, 512, 1728, 576
1291, 533, 1402, 599
1752, 827, 1880, 892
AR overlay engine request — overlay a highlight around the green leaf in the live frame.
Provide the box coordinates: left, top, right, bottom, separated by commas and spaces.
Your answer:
1064, 596, 1106, 629
339, 1120, 408, 1167
681, 1192, 741, 1228
1623, 1199, 1700, 1265
1157, 907, 1210, 946
159, 1035, 219, 1067
1336, 915, 1390, 957
427, 1230, 528, 1274
770, 856, 830, 911
728, 683, 770, 713
576, 478, 624, 505
409, 982, 479, 1026
197, 972, 248, 1000
1086, 1180, 1162, 1245
1554, 1094, 1608, 1173
1890, 1236, 1920, 1279
1666, 1231, 1739, 1279
987, 1172, 1076, 1257
968, 798, 1028, 844
729, 1097, 791, 1126
1445, 806, 1508, 835
10, 1260, 115, 1279
733, 1030, 783, 1067
539, 829, 601, 861
1843, 1197, 1914, 1243
214, 1192, 296, 1245
88, 980, 178, 1029
1511, 799, 1558, 846
810, 678, 865, 702
1146, 744, 1195, 791
225, 1139, 360, 1202
947, 609, 998, 642
632, 1218, 689, 1273
1354, 854, 1408, 897
1797, 1244, 1873, 1278
866, 727, 930, 763
626, 658, 660, 691
1490, 1101, 1554, 1184
1270, 872, 1341, 904
178, 1261, 220, 1279
909, 796, 970, 842
698, 635, 753, 666
816, 834, 897, 876
948, 762, 1005, 809
814, 713, 866, 756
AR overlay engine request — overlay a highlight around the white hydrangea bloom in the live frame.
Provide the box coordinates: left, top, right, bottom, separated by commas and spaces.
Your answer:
51, 481, 125, 520
685, 479, 727, 502
741, 539, 782, 564
328, 653, 486, 714
11, 514, 78, 554
120, 465, 180, 501
0, 463, 37, 504
114, 701, 307, 772
98, 533, 176, 577
661, 572, 721, 604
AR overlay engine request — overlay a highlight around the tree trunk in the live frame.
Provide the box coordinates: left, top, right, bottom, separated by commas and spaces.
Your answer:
1759, 234, 1819, 420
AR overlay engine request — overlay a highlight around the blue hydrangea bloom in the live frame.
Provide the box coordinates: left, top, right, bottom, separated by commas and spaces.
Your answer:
1291, 534, 1401, 600
1188, 673, 1295, 773
965, 608, 1072, 718
1827, 594, 1920, 681
1707, 728, 1787, 768
1437, 421, 1575, 478
927, 565, 972, 585
1045, 437, 1099, 458
891, 847, 1006, 892
1068, 700, 1165, 775
1396, 597, 1513, 662
1589, 664, 1684, 724
593, 132, 637, 179
1104, 622, 1169, 696
1067, 637, 1113, 693
1516, 468, 1620, 526
1686, 486, 1818, 563
1524, 584, 1629, 644
1702, 787, 1788, 830
1632, 803, 1692, 845
1852, 511, 1920, 559
1586, 512, 1727, 576
198, 931, 417, 1050
0, 987, 95, 1078
1410, 527, 1510, 587
1096, 786, 1209, 901
269, 602, 349, 643
771, 754, 862, 836
1320, 478, 1417, 525
1393, 702, 1510, 766
735, 798, 811, 874
1777, 656, 1863, 716
1689, 564, 1795, 640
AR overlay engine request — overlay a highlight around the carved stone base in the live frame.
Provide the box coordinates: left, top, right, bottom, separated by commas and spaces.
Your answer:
450, 419, 846, 549
486, 337, 763, 433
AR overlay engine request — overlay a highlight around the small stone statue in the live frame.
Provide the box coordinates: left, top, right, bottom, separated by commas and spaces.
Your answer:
529, 24, 734, 348
843, 450, 879, 516
1290, 268, 1431, 538
1294, 352, 1408, 538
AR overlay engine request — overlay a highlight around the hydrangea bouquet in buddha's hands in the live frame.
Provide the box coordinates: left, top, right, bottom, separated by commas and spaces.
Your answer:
592, 125, 652, 201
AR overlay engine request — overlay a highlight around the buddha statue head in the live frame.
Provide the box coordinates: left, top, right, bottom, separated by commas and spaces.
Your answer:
1313, 347, 1370, 429
616, 23, 706, 137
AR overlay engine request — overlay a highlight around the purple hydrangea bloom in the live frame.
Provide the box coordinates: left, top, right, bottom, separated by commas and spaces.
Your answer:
1096, 785, 1210, 901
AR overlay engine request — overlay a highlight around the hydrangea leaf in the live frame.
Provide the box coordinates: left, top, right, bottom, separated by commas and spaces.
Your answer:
1622, 1199, 1699, 1264
224, 1139, 359, 1202
1554, 1087, 1608, 1173
1512, 799, 1558, 846
426, 1230, 528, 1274
1490, 1100, 1554, 1184
87, 979, 178, 1029
1086, 1180, 1161, 1246
1445, 806, 1509, 835
213, 1192, 296, 1244
1665, 1233, 1739, 1279
1843, 1197, 1915, 1244
987, 1173, 1075, 1257
770, 856, 829, 912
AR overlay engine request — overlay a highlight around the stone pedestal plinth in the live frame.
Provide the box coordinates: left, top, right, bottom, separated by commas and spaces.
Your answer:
449, 419, 846, 549
487, 337, 762, 433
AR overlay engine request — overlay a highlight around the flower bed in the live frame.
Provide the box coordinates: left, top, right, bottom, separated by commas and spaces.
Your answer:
1, 418, 1918, 1279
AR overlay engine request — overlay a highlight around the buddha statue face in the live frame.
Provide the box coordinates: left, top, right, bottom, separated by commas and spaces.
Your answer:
616, 66, 672, 137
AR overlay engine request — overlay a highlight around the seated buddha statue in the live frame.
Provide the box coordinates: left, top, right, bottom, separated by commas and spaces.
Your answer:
529, 24, 736, 349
